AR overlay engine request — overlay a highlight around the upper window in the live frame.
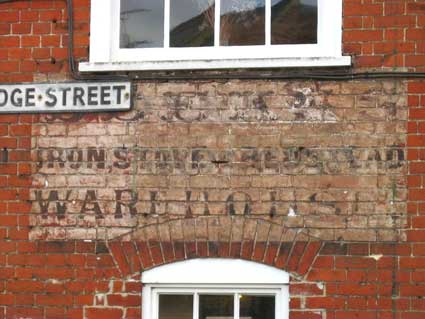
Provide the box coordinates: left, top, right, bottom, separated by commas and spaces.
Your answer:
80, 0, 350, 71
141, 259, 290, 319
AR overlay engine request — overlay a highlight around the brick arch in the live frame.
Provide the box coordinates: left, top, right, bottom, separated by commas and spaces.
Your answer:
107, 216, 322, 279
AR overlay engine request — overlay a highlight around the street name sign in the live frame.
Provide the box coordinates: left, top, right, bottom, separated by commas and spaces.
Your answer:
0, 82, 132, 113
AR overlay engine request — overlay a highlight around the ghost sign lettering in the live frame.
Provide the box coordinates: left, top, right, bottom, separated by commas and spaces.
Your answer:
0, 82, 132, 113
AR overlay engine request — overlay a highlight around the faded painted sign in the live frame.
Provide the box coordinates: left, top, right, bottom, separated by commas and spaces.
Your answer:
0, 82, 132, 113
29, 80, 408, 242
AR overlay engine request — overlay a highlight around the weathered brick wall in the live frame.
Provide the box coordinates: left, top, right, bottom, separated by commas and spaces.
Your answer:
0, 1, 424, 319
30, 80, 408, 243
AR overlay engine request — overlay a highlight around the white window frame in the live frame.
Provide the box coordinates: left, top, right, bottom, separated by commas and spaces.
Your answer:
80, 0, 351, 72
151, 286, 284, 319
141, 259, 290, 319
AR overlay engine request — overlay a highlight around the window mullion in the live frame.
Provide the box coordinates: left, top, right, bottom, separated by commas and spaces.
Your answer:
164, 0, 170, 48
214, 0, 220, 47
265, 0, 271, 45
153, 291, 159, 319
193, 292, 199, 319
234, 293, 240, 319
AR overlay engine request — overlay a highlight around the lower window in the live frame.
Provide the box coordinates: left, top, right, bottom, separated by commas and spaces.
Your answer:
154, 288, 279, 319
141, 259, 290, 319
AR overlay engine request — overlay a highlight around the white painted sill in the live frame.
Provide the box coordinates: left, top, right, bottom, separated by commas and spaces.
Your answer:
79, 56, 352, 72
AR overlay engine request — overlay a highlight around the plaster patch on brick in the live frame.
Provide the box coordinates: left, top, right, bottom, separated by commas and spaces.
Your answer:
369, 254, 384, 261
288, 207, 297, 217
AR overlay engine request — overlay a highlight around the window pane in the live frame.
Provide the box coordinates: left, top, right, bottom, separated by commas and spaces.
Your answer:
271, 0, 318, 44
220, 0, 265, 46
199, 295, 234, 319
159, 294, 193, 319
120, 0, 164, 48
240, 295, 275, 319
170, 0, 215, 47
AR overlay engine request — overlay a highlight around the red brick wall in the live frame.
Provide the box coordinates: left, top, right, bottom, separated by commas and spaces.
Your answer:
0, 1, 424, 319
343, 0, 425, 71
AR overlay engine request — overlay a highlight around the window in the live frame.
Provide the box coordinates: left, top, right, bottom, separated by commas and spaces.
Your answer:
80, 0, 350, 71
142, 259, 289, 319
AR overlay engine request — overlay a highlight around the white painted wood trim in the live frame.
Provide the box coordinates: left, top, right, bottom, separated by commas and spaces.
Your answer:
89, 0, 112, 62
234, 294, 239, 319
164, 0, 170, 48
194, 293, 199, 319
214, 0, 220, 47
265, 0, 271, 46
111, 44, 329, 62
320, 0, 343, 57
110, 0, 121, 62
141, 259, 290, 284
79, 56, 351, 72
142, 282, 152, 319
281, 287, 289, 319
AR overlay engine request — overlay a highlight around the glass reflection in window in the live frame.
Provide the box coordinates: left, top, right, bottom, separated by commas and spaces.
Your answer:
170, 0, 215, 47
220, 0, 265, 46
240, 295, 275, 319
120, 0, 164, 48
158, 294, 193, 319
271, 0, 318, 44
199, 295, 234, 319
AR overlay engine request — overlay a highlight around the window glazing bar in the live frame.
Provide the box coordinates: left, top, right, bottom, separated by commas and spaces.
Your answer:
214, 0, 220, 47
266, 0, 271, 45
194, 292, 199, 319
234, 293, 239, 319
164, 0, 170, 48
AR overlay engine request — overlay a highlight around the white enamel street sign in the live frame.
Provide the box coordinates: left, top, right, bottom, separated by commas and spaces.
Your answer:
0, 82, 132, 113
